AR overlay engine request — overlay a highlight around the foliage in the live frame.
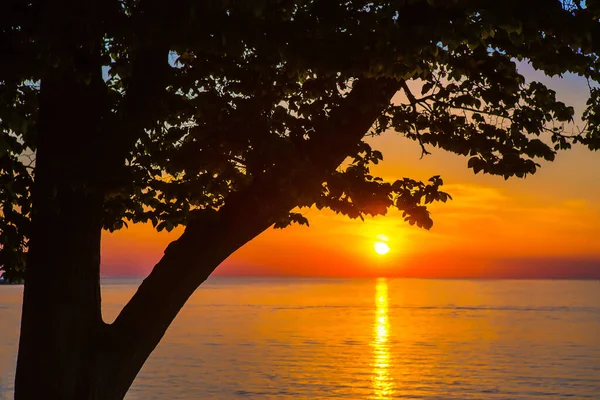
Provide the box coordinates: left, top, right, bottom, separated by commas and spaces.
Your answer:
1, 0, 599, 282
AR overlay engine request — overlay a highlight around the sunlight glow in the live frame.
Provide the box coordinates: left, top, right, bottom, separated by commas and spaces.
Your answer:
376, 234, 390, 242
372, 278, 394, 398
374, 241, 390, 255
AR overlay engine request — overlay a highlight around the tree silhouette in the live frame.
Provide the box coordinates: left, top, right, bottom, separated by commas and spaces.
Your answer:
1, 0, 599, 398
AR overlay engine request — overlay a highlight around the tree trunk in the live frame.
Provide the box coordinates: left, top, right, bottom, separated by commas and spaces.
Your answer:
14, 28, 109, 397
95, 78, 402, 398
14, 72, 398, 398
15, 188, 105, 399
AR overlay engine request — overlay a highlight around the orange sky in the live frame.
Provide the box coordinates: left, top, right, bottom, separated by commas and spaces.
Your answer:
100, 67, 600, 279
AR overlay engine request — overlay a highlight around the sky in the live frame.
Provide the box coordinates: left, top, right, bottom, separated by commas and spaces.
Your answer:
100, 65, 600, 279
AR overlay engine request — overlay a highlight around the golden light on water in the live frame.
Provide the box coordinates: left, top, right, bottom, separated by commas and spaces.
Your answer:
372, 278, 394, 399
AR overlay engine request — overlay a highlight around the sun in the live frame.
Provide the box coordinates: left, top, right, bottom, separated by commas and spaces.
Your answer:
374, 241, 390, 255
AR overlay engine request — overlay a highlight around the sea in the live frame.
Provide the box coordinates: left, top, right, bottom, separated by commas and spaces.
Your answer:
1, 278, 599, 399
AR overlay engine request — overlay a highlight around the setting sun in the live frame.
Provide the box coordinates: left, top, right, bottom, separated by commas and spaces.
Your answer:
374, 241, 390, 255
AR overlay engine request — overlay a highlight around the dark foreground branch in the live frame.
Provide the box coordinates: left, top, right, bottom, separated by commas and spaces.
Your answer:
101, 78, 400, 399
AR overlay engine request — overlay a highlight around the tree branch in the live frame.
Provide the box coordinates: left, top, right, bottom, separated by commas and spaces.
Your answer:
401, 80, 431, 158
103, 77, 400, 397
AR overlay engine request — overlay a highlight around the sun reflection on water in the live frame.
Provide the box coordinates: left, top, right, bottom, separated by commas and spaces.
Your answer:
372, 278, 394, 399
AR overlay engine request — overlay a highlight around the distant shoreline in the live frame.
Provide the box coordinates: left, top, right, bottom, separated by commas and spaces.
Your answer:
2, 276, 597, 286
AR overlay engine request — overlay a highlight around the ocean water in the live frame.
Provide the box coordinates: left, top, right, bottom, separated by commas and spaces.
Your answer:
1, 278, 599, 399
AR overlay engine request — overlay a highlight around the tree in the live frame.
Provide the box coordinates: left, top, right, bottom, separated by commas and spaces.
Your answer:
1, 0, 599, 398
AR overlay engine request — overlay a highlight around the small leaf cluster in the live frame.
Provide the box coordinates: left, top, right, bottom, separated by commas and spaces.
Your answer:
312, 148, 451, 230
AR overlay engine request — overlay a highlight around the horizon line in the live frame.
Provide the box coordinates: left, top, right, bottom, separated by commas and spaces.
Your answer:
98, 275, 600, 281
